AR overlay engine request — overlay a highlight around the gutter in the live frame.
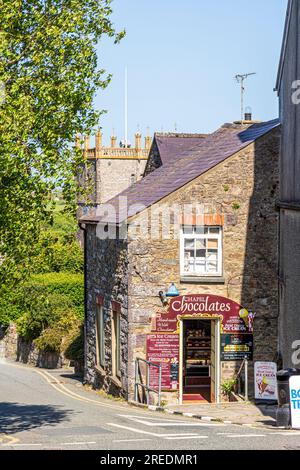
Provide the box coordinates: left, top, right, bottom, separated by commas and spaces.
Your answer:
79, 222, 88, 384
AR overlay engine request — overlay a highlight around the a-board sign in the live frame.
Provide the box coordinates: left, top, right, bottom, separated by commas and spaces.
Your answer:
146, 334, 179, 391
255, 362, 278, 401
290, 375, 300, 429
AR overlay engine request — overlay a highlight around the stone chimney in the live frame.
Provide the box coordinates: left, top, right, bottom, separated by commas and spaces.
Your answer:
111, 134, 117, 148
95, 130, 103, 150
84, 135, 90, 157
135, 132, 141, 150
145, 135, 152, 150
75, 134, 81, 149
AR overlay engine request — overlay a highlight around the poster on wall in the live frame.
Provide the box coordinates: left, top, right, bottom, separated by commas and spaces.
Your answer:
146, 334, 180, 391
290, 375, 300, 429
221, 334, 253, 361
254, 362, 278, 401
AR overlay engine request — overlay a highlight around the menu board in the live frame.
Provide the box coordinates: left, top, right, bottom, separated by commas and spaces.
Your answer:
146, 334, 180, 390
221, 334, 253, 361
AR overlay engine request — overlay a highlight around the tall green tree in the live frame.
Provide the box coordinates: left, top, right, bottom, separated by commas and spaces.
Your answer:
0, 0, 124, 283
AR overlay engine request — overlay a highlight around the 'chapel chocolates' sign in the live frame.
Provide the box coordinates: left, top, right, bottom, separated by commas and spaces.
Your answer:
152, 295, 254, 334
147, 334, 180, 391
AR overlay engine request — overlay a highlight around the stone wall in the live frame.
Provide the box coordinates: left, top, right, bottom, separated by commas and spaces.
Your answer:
1, 323, 68, 369
144, 139, 162, 176
126, 128, 280, 402
85, 225, 129, 397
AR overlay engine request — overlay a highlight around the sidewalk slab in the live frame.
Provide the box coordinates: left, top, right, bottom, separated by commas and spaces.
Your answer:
165, 402, 277, 428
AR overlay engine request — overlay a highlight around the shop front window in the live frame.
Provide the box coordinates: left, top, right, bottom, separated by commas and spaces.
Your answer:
181, 226, 222, 277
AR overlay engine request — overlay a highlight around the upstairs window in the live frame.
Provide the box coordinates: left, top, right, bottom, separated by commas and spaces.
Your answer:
181, 226, 222, 277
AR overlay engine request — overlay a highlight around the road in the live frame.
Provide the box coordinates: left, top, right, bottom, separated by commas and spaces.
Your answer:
0, 359, 299, 451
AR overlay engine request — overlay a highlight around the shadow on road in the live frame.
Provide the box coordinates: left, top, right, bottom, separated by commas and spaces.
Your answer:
0, 402, 73, 434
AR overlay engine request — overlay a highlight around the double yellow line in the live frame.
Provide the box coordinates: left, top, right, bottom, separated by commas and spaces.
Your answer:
3, 361, 130, 412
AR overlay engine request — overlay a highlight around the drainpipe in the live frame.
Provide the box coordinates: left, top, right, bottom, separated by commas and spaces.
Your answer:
79, 222, 88, 384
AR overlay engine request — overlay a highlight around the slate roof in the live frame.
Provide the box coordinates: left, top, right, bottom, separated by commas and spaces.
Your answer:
155, 133, 208, 165
80, 119, 280, 225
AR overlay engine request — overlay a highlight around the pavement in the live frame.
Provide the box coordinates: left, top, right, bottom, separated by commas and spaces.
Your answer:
0, 358, 299, 451
165, 402, 277, 428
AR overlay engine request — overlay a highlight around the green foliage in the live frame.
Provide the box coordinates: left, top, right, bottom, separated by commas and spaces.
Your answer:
0, 271, 84, 330
221, 378, 237, 397
0, 0, 125, 283
232, 202, 241, 211
64, 325, 84, 361
34, 311, 82, 354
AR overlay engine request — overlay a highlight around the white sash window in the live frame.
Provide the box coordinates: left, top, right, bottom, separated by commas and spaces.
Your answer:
181, 226, 222, 277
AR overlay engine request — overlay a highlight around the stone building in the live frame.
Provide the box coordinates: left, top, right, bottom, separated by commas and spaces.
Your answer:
77, 130, 207, 212
80, 119, 280, 405
275, 0, 300, 368
77, 132, 150, 213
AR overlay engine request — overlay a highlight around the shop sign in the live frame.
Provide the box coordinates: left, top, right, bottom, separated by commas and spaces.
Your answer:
220, 334, 253, 361
290, 376, 300, 429
146, 334, 179, 391
151, 295, 254, 334
254, 362, 278, 401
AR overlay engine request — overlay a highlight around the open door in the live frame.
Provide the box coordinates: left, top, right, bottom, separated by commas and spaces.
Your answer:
210, 319, 221, 403
210, 321, 216, 403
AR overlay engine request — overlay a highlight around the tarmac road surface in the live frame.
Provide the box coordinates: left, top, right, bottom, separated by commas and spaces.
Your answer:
0, 359, 299, 451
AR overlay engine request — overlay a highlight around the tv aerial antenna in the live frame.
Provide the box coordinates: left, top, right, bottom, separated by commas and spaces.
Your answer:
235, 72, 256, 123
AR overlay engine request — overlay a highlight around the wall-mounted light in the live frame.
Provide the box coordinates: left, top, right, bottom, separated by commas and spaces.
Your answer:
166, 283, 180, 298
159, 284, 180, 306
159, 291, 168, 306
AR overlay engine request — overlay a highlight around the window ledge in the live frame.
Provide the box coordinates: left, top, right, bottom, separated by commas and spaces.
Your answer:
180, 276, 225, 285
110, 375, 122, 388
94, 365, 106, 377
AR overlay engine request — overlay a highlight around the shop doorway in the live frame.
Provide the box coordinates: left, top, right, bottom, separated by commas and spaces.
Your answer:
180, 318, 220, 404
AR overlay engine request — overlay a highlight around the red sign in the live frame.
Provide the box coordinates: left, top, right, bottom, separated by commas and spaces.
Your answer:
147, 334, 180, 391
151, 295, 254, 334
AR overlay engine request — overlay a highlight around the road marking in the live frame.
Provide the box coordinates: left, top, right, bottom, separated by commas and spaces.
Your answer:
63, 441, 96, 445
1, 362, 129, 412
218, 433, 266, 438
117, 414, 221, 427
114, 439, 152, 443
0, 434, 20, 446
4, 443, 42, 447
107, 422, 199, 438
164, 436, 209, 440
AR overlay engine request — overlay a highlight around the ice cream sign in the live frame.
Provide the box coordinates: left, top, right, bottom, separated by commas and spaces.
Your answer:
155, 295, 255, 334
255, 362, 278, 401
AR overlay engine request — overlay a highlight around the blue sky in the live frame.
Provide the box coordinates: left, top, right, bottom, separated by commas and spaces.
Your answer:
95, 0, 288, 146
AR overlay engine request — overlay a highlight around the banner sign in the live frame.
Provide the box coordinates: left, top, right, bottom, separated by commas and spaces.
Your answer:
290, 376, 300, 429
146, 334, 180, 391
151, 295, 254, 334
255, 362, 278, 400
221, 334, 253, 361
